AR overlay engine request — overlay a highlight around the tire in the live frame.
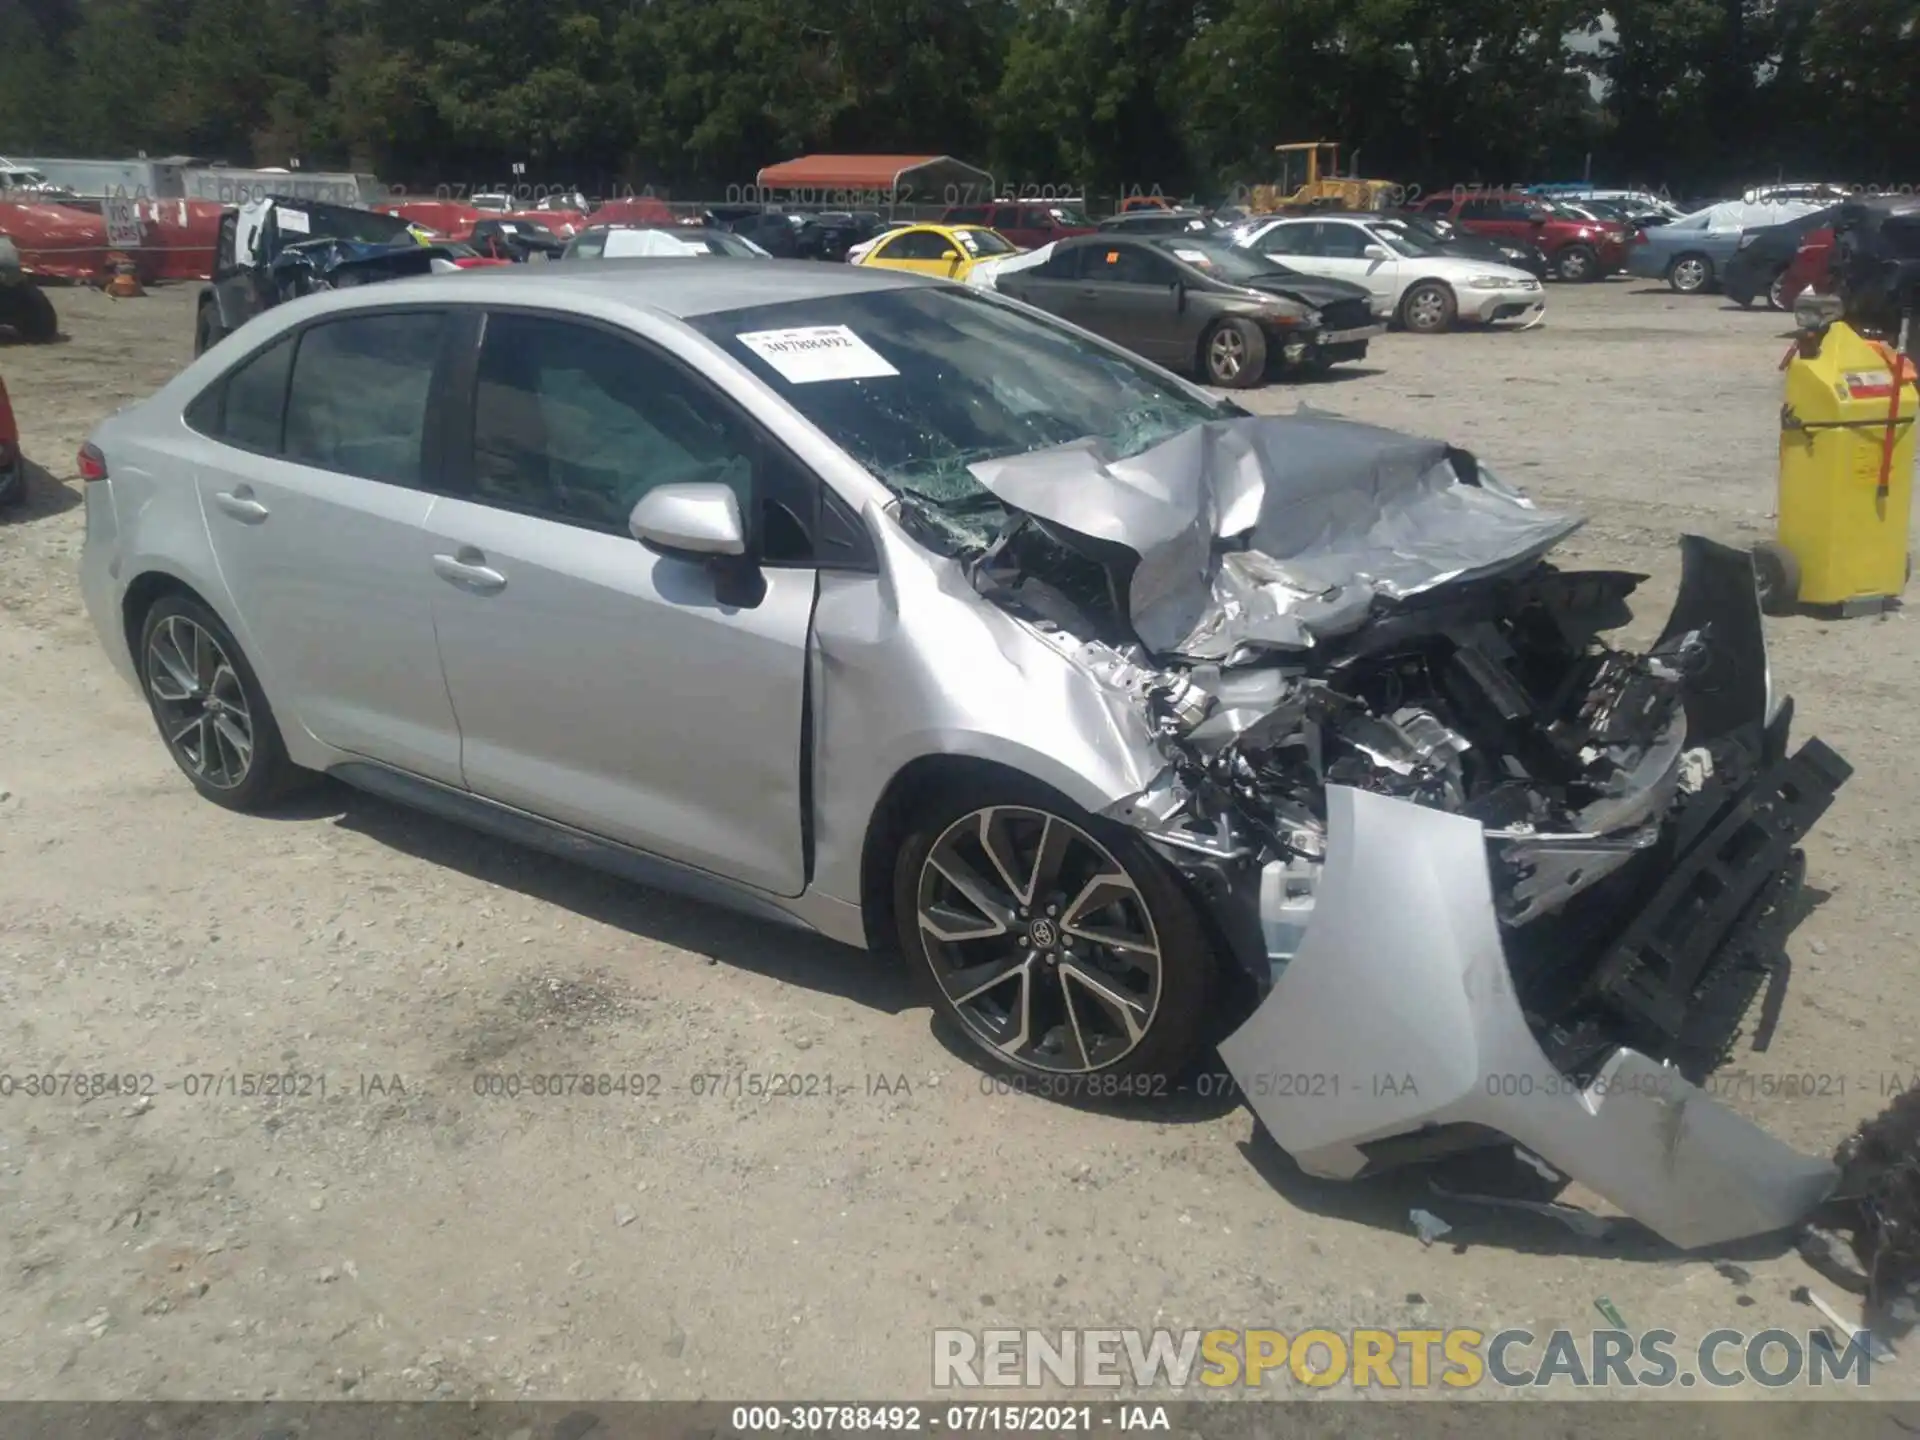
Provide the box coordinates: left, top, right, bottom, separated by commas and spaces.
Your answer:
1766, 270, 1789, 312
1398, 280, 1456, 334
1553, 244, 1600, 283
0, 281, 58, 343
1752, 541, 1800, 617
1200, 317, 1266, 388
1668, 254, 1712, 294
894, 778, 1217, 1089
193, 301, 224, 357
136, 592, 309, 811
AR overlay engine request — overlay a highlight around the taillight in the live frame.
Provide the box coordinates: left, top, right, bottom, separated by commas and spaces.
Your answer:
77, 442, 108, 482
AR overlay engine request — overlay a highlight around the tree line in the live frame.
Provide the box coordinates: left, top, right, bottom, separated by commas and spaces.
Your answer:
1, 0, 1915, 202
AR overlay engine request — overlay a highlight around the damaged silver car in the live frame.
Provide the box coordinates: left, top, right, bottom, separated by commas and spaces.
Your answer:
80, 262, 1849, 1251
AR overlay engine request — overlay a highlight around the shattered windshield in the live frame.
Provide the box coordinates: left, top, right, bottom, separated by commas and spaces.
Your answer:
690, 287, 1233, 547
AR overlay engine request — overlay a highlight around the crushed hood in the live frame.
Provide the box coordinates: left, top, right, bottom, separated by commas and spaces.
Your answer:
1242, 274, 1373, 309
967, 412, 1582, 661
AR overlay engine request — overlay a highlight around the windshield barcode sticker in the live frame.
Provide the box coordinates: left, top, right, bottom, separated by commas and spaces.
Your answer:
736, 325, 899, 384
276, 207, 310, 234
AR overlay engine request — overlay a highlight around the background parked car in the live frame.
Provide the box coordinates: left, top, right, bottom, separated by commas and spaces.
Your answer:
466, 217, 567, 263
561, 225, 770, 259
854, 223, 1019, 281
1094, 209, 1226, 236
1417, 192, 1626, 281
992, 232, 1378, 387
1721, 204, 1844, 308
1380, 210, 1549, 279
939, 200, 1096, 249
802, 211, 891, 262
1235, 214, 1543, 333
1779, 226, 1837, 309
1626, 198, 1828, 294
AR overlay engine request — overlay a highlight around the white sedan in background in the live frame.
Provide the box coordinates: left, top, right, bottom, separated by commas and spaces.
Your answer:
1230, 215, 1545, 334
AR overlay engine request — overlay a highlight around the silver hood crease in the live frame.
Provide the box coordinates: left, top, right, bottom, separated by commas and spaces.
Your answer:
967, 411, 1585, 660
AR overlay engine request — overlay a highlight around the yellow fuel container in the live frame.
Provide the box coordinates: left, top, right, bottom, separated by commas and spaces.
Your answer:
1767, 320, 1916, 614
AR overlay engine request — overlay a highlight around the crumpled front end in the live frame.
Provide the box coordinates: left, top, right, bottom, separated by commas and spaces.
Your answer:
959, 415, 1854, 1250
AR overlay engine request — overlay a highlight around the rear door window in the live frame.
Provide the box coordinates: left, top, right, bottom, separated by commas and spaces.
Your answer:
282, 311, 447, 486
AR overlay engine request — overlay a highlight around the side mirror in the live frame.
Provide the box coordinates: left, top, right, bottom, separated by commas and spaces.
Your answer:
629, 483, 746, 558
1362, 244, 1391, 261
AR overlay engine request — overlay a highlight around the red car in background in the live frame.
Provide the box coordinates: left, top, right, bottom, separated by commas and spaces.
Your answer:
0, 371, 24, 509
937, 200, 1096, 249
1780, 227, 1836, 309
1417, 192, 1628, 282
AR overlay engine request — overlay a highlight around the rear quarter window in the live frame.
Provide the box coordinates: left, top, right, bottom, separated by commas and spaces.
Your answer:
185, 333, 294, 453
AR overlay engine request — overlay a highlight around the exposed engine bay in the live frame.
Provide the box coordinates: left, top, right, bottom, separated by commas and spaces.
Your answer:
923, 411, 1857, 1249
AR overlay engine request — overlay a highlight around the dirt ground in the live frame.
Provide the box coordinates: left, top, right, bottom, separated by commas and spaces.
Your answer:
1, 277, 1916, 1405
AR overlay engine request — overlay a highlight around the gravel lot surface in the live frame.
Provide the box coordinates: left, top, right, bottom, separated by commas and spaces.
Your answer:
0, 277, 1915, 1405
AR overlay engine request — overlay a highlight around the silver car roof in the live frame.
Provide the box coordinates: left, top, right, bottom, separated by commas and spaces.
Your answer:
393, 257, 932, 318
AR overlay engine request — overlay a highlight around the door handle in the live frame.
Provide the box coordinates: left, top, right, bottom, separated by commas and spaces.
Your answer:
212, 488, 269, 523
432, 549, 508, 594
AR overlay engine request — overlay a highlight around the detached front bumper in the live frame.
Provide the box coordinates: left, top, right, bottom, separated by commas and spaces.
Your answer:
1219, 540, 1853, 1251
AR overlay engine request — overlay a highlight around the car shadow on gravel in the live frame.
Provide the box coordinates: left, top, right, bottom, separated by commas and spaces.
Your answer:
290, 780, 922, 1016
2, 460, 80, 520
1233, 1124, 1800, 1266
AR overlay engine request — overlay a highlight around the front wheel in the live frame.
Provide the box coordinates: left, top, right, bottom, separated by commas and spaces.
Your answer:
896, 786, 1216, 1088
1201, 318, 1266, 388
1399, 281, 1456, 334
1766, 271, 1789, 311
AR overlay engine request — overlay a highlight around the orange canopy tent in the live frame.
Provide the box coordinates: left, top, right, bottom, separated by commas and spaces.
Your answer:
754, 154, 995, 207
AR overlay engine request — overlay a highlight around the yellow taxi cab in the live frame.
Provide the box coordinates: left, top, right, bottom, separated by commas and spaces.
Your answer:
854, 223, 1021, 280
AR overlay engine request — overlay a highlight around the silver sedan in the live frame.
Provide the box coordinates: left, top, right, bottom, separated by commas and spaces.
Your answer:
80, 259, 1850, 1250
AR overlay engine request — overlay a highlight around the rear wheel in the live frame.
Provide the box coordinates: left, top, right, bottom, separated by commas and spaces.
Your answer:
1766, 270, 1789, 311
1201, 318, 1266, 388
137, 593, 309, 811
1399, 281, 1456, 334
193, 301, 224, 357
1669, 255, 1711, 294
1554, 244, 1600, 283
1752, 541, 1800, 616
895, 783, 1216, 1088
0, 282, 58, 343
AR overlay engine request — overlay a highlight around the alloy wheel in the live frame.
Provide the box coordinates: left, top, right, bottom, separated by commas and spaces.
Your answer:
1672, 258, 1708, 292
1208, 327, 1246, 382
1558, 249, 1593, 281
1768, 272, 1789, 311
145, 614, 255, 789
916, 805, 1162, 1074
